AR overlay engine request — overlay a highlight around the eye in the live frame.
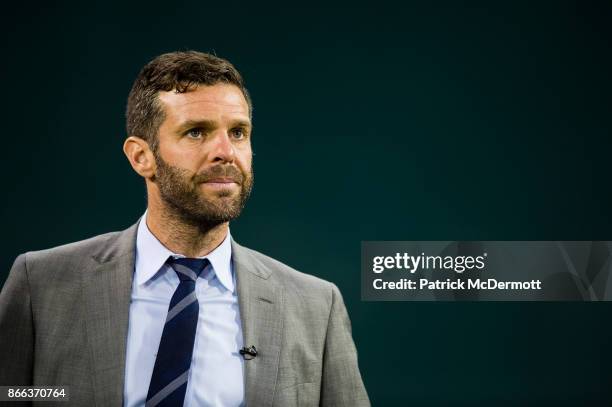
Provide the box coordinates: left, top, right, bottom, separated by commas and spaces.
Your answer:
231, 128, 247, 140
186, 128, 203, 139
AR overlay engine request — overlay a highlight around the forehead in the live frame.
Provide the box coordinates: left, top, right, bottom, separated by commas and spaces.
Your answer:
157, 83, 250, 124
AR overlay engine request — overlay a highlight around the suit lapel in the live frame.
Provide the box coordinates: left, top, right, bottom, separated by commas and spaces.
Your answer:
80, 226, 283, 406
83, 222, 138, 407
232, 241, 284, 407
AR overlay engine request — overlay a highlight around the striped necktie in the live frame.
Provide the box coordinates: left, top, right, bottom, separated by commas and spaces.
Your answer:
145, 257, 209, 407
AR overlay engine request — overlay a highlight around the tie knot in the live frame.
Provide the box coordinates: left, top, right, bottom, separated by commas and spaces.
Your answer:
167, 257, 209, 282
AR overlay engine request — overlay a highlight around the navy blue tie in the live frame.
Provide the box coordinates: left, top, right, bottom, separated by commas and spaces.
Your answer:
145, 257, 209, 407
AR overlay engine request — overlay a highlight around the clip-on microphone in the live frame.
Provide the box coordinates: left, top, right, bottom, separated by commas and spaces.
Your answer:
239, 345, 258, 360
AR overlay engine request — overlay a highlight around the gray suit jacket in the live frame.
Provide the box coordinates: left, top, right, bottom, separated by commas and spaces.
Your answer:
0, 222, 369, 406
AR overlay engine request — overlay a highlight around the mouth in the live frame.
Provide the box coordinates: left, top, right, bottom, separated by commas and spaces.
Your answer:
200, 178, 239, 190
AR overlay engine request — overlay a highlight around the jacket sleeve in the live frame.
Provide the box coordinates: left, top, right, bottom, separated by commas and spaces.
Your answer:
0, 254, 34, 387
320, 283, 370, 406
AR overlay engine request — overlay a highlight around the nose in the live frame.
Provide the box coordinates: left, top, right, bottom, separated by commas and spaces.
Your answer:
209, 130, 235, 163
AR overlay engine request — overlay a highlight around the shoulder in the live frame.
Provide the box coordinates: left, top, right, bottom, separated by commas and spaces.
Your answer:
25, 231, 122, 263
232, 242, 338, 305
14, 222, 138, 278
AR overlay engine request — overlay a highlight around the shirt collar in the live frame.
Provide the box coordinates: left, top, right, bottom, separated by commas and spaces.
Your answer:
135, 212, 235, 292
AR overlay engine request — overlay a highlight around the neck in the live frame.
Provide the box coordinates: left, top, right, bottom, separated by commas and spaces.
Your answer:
145, 203, 229, 258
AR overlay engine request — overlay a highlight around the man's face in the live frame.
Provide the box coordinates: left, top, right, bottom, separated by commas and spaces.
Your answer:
152, 83, 253, 227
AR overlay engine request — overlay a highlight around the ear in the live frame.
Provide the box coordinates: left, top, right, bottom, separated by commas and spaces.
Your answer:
123, 136, 156, 179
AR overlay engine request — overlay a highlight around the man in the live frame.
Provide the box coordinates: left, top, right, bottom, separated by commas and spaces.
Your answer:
0, 51, 369, 406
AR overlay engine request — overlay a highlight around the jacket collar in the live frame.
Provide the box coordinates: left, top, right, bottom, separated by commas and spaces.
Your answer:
84, 220, 283, 407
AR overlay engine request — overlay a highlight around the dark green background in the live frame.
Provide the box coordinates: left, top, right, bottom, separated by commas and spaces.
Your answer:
2, 1, 611, 405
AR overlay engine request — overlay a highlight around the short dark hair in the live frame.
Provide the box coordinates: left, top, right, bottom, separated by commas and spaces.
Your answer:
126, 51, 252, 150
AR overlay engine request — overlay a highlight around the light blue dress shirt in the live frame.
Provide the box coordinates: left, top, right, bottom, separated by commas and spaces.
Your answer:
124, 214, 245, 407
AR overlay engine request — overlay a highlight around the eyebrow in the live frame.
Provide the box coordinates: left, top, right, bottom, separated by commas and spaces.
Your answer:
177, 119, 252, 133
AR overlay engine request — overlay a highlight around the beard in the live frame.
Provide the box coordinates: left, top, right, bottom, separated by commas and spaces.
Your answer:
152, 150, 253, 228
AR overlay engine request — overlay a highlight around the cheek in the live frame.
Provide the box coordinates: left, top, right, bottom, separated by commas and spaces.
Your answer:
166, 151, 204, 174
237, 147, 253, 171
